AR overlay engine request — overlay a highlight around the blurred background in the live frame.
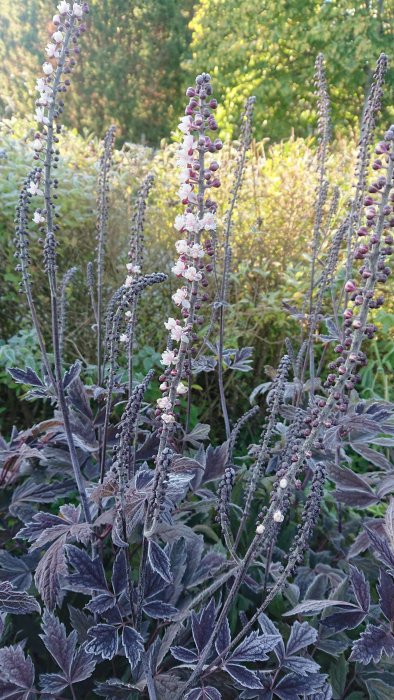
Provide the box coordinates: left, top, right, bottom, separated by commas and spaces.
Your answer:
0, 0, 394, 435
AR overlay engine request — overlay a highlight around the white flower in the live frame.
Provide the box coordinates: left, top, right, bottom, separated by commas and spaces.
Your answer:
183, 266, 202, 282
157, 396, 172, 410
172, 259, 186, 276
45, 43, 58, 58
36, 78, 47, 92
161, 349, 176, 366
201, 212, 217, 230
255, 523, 265, 535
170, 325, 184, 342
120, 333, 128, 343
159, 382, 168, 391
33, 210, 45, 224
179, 167, 191, 184
28, 180, 43, 196
190, 243, 204, 259
174, 215, 185, 232
53, 13, 61, 23
126, 263, 141, 274
124, 275, 134, 288
42, 62, 54, 75
184, 213, 200, 232
32, 138, 43, 151
35, 107, 49, 125
72, 2, 83, 17
172, 287, 189, 307
178, 116, 192, 134
162, 413, 175, 424
52, 30, 63, 43
164, 317, 178, 331
175, 239, 190, 255
279, 478, 288, 489
273, 510, 284, 523
57, 1, 70, 14
176, 382, 188, 395
178, 183, 193, 202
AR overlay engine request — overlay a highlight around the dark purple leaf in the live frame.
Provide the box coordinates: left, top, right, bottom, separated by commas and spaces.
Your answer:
68, 605, 94, 644
258, 613, 285, 660
378, 569, 394, 621
35, 536, 67, 611
334, 488, 379, 508
0, 645, 35, 692
0, 581, 40, 615
0, 551, 34, 591
223, 346, 254, 372
12, 479, 75, 510
283, 600, 355, 617
366, 526, 394, 570
94, 679, 138, 698
282, 656, 320, 676
8, 366, 43, 387
286, 621, 317, 656
225, 664, 263, 689
85, 593, 116, 614
147, 540, 172, 583
65, 545, 108, 593
320, 610, 366, 633
112, 550, 127, 597
121, 626, 144, 671
352, 443, 392, 472
349, 565, 370, 612
202, 442, 229, 484
191, 598, 216, 654
171, 646, 198, 664
185, 687, 222, 700
40, 610, 76, 676
40, 672, 68, 694
63, 360, 81, 389
274, 673, 327, 699
350, 624, 394, 664
216, 619, 231, 655
69, 646, 96, 684
143, 601, 178, 619
230, 632, 281, 662
86, 624, 118, 660
348, 519, 385, 558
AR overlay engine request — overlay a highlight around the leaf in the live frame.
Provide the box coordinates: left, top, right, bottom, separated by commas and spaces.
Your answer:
349, 565, 370, 612
282, 656, 320, 676
35, 536, 67, 610
0, 581, 40, 615
0, 644, 35, 695
40, 610, 76, 677
202, 442, 230, 484
86, 624, 118, 660
171, 646, 198, 664
63, 360, 81, 389
230, 632, 281, 662
85, 592, 116, 614
329, 655, 348, 699
64, 544, 108, 593
350, 624, 394, 664
283, 600, 355, 617
185, 688, 222, 700
274, 673, 327, 699
365, 679, 394, 700
216, 619, 231, 655
121, 626, 144, 671
112, 550, 127, 597
320, 610, 367, 633
184, 423, 211, 446
352, 443, 392, 472
143, 600, 178, 619
258, 613, 285, 660
8, 366, 43, 387
0, 551, 34, 591
191, 598, 216, 654
366, 526, 394, 570
147, 540, 172, 583
94, 679, 137, 698
384, 498, 394, 551
224, 663, 263, 689
378, 569, 394, 621
286, 621, 318, 655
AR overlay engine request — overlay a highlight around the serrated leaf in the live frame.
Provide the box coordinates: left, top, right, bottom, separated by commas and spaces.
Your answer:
112, 550, 127, 597
8, 366, 43, 387
0, 581, 40, 615
216, 619, 231, 656
224, 663, 263, 689
329, 654, 348, 699
40, 610, 76, 676
35, 536, 67, 611
283, 600, 355, 617
350, 624, 394, 664
85, 592, 116, 614
147, 540, 172, 583
63, 360, 81, 389
171, 646, 198, 664
378, 569, 394, 621
86, 624, 118, 660
143, 600, 178, 619
121, 626, 144, 671
366, 527, 394, 570
282, 655, 320, 676
0, 644, 35, 692
286, 621, 318, 655
191, 598, 216, 654
185, 687, 222, 700
349, 565, 370, 613
65, 545, 108, 593
230, 632, 281, 662
274, 672, 327, 699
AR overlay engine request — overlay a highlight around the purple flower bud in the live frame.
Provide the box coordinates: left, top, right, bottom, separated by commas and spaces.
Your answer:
344, 280, 356, 292
186, 87, 196, 97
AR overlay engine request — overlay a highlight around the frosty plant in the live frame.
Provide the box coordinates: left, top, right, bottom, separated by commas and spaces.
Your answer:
3, 2, 394, 699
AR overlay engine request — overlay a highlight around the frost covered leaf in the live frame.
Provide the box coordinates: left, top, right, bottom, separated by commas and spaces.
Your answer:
170, 646, 198, 664
366, 526, 394, 570
86, 624, 118, 660
384, 498, 394, 552
63, 360, 81, 389
283, 600, 355, 617
274, 672, 328, 699
35, 535, 67, 611
0, 581, 40, 615
185, 687, 222, 700
191, 598, 216, 654
85, 592, 116, 615
282, 655, 320, 676
142, 600, 178, 619
147, 540, 172, 583
350, 624, 394, 664
0, 551, 34, 591
215, 618, 231, 655
8, 366, 43, 387
286, 621, 318, 655
64, 545, 108, 593
112, 550, 127, 597
230, 631, 281, 662
121, 626, 144, 671
378, 569, 394, 621
349, 565, 370, 612
224, 663, 263, 689
0, 644, 35, 697
95, 679, 138, 698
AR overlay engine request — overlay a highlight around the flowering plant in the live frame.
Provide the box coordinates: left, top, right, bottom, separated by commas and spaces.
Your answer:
1, 3, 394, 699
